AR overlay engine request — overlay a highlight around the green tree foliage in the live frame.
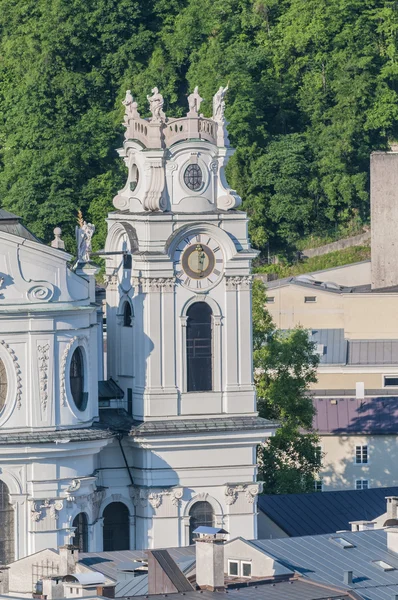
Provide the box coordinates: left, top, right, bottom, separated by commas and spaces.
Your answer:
252, 280, 322, 493
1, 0, 397, 253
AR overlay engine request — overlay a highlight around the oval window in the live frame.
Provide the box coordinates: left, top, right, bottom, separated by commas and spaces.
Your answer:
70, 348, 86, 410
0, 359, 7, 410
184, 164, 203, 191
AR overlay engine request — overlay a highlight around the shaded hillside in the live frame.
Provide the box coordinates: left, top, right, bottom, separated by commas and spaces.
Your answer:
0, 0, 397, 253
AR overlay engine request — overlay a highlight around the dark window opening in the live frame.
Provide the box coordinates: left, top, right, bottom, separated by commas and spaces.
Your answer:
123, 302, 132, 327
123, 254, 132, 270
103, 502, 130, 551
0, 480, 14, 564
127, 388, 133, 415
70, 348, 86, 411
184, 164, 203, 191
189, 501, 214, 544
72, 513, 88, 552
384, 376, 398, 387
186, 302, 212, 392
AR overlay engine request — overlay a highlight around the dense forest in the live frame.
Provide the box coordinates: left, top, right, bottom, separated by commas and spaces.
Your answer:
0, 0, 397, 255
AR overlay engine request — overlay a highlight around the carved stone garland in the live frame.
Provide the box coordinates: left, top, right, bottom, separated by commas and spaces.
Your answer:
225, 276, 253, 291
224, 482, 263, 505
30, 499, 64, 522
130, 486, 183, 509
0, 340, 22, 409
37, 343, 50, 412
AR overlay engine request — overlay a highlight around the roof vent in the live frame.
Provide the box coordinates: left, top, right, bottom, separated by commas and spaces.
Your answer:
373, 560, 395, 571
344, 571, 353, 585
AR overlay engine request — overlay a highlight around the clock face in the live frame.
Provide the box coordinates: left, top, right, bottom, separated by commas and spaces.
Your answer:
174, 234, 224, 290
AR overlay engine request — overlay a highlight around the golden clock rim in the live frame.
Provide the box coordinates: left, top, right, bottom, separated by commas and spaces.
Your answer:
181, 243, 215, 280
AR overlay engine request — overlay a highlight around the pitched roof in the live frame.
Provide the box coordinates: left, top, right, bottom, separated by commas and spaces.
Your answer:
313, 397, 398, 434
258, 487, 398, 537
253, 529, 398, 599
149, 549, 193, 592
0, 209, 41, 242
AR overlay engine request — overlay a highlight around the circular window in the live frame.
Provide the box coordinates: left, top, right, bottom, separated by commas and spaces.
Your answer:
0, 359, 7, 411
69, 347, 86, 411
184, 164, 203, 191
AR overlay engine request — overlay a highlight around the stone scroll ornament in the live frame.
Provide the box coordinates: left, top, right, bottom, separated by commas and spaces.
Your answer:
75, 210, 95, 263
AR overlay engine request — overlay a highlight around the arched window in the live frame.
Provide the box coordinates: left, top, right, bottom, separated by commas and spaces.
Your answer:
70, 347, 85, 411
189, 501, 214, 544
0, 480, 14, 564
123, 302, 132, 327
186, 302, 212, 392
72, 512, 88, 552
0, 359, 7, 410
103, 502, 130, 551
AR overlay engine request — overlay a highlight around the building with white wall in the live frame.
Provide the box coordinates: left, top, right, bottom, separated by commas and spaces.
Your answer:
0, 87, 276, 566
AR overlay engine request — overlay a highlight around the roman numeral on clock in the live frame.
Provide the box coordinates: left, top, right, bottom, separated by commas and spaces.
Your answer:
185, 277, 191, 287
213, 269, 221, 276
184, 237, 192, 246
195, 234, 201, 242
196, 280, 202, 289
213, 246, 220, 253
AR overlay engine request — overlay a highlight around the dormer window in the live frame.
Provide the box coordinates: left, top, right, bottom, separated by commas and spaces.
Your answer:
184, 164, 203, 191
227, 559, 252, 578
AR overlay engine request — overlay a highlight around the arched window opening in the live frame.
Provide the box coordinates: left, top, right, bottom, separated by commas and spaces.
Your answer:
70, 347, 86, 411
0, 359, 7, 411
0, 480, 14, 564
189, 501, 214, 544
186, 302, 212, 392
123, 302, 132, 327
384, 519, 398, 527
103, 502, 130, 551
72, 512, 88, 552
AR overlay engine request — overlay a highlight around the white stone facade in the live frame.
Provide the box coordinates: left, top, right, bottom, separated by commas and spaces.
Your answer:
0, 88, 276, 562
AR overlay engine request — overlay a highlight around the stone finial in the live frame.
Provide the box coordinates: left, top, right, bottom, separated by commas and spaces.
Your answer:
147, 87, 166, 123
212, 84, 229, 122
51, 227, 65, 250
187, 86, 204, 116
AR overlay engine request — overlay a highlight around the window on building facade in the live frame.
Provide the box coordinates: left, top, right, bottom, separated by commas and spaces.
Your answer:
123, 302, 132, 327
186, 302, 212, 392
72, 512, 88, 552
103, 502, 130, 551
184, 164, 203, 191
227, 560, 252, 578
70, 347, 85, 410
189, 501, 215, 544
355, 445, 368, 464
0, 480, 14, 564
304, 296, 317, 303
0, 358, 7, 410
314, 479, 323, 492
384, 376, 398, 387
356, 479, 369, 490
242, 562, 252, 578
228, 561, 239, 576
266, 297, 275, 303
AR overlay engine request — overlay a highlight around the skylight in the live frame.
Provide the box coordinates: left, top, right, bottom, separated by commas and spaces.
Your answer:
330, 537, 355, 549
373, 560, 395, 571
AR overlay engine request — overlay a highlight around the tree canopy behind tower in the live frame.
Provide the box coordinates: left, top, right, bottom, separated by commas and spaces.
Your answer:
0, 0, 397, 253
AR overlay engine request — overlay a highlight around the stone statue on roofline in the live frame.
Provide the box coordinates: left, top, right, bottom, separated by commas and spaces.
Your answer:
147, 87, 166, 123
212, 84, 229, 122
187, 86, 204, 116
76, 210, 95, 263
122, 90, 134, 114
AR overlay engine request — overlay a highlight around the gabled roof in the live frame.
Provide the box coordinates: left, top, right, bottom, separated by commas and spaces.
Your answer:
313, 397, 398, 434
253, 529, 398, 597
0, 208, 41, 242
149, 549, 193, 593
258, 487, 398, 537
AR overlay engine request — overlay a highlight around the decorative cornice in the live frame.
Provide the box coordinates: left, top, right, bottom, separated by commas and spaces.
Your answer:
225, 275, 253, 290
0, 340, 22, 410
130, 486, 183, 509
224, 482, 263, 505
140, 277, 175, 293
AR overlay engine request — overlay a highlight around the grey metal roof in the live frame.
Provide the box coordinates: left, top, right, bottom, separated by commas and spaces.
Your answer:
348, 340, 398, 365
79, 547, 196, 582
98, 409, 140, 433
0, 427, 113, 445
310, 329, 347, 364
150, 549, 193, 592
313, 397, 398, 434
0, 209, 41, 242
98, 379, 125, 400
130, 416, 277, 437
115, 574, 148, 597
121, 578, 350, 599
252, 529, 398, 598
258, 487, 398, 537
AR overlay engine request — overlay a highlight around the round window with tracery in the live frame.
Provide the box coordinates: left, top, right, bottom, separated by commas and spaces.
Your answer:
184, 164, 203, 191
0, 359, 7, 410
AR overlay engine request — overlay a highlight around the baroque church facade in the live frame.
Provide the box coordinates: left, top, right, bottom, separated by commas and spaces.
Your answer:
0, 86, 276, 564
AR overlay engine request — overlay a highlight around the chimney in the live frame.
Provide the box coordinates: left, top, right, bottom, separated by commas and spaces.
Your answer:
59, 545, 79, 575
344, 571, 353, 585
386, 497, 398, 521
0, 566, 9, 595
194, 527, 227, 591
387, 527, 398, 554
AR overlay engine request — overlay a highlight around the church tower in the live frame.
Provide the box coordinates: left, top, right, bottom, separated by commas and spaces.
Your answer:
104, 86, 276, 549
